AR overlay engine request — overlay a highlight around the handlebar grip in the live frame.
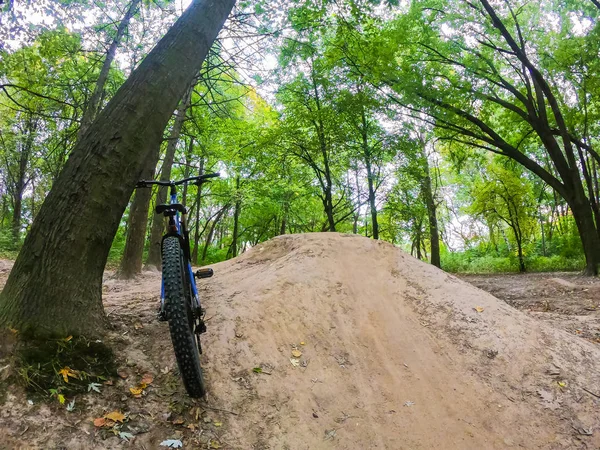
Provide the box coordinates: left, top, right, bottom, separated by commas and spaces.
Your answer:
202, 172, 220, 179
136, 180, 149, 188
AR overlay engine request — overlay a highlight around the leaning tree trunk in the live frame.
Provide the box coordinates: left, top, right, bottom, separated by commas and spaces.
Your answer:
77, 0, 142, 141
117, 142, 161, 279
146, 86, 193, 268
0, 0, 236, 339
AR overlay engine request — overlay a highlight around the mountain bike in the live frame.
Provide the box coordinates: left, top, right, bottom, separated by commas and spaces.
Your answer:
135, 172, 219, 397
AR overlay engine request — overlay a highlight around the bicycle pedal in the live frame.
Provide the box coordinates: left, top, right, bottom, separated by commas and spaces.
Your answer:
195, 268, 214, 279
196, 321, 207, 334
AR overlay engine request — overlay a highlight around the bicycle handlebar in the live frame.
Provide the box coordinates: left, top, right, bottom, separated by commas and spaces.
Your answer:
136, 172, 220, 189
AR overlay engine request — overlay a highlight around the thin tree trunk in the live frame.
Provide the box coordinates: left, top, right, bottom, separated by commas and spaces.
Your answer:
0, 0, 236, 339
191, 157, 204, 264
231, 176, 241, 257
201, 206, 227, 263
77, 0, 142, 141
146, 86, 193, 268
421, 155, 441, 268
181, 137, 194, 208
117, 142, 161, 279
11, 116, 37, 242
365, 160, 378, 239
360, 105, 378, 240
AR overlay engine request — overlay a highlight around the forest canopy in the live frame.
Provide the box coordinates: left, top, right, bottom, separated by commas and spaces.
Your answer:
1, 0, 599, 276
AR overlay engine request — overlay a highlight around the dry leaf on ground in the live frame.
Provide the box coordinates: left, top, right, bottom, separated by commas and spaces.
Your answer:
105, 411, 125, 423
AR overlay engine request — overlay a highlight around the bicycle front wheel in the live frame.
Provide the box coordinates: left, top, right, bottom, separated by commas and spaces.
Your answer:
162, 236, 206, 398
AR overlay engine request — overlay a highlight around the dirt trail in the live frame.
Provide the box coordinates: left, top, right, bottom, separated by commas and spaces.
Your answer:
2, 233, 600, 449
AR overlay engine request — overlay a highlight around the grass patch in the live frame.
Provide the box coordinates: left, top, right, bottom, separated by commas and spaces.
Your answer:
15, 335, 116, 402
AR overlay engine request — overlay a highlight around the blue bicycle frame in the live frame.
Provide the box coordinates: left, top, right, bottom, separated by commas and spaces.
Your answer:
159, 189, 200, 313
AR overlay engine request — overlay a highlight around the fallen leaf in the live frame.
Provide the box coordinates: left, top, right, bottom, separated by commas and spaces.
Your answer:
403, 401, 415, 407
290, 358, 300, 367
58, 367, 78, 383
105, 411, 125, 423
118, 370, 129, 379
252, 367, 263, 373
300, 341, 306, 345
187, 424, 197, 431
134, 322, 144, 330
93, 417, 106, 427
140, 374, 154, 385
161, 366, 170, 375
160, 439, 183, 448
210, 442, 221, 449
119, 431, 135, 441
57, 394, 65, 405
172, 417, 184, 425
558, 381, 567, 388
130, 387, 143, 396
66, 399, 75, 411
8, 327, 18, 334
291, 349, 302, 358
88, 382, 102, 393
214, 421, 223, 427
63, 335, 73, 342
474, 306, 484, 313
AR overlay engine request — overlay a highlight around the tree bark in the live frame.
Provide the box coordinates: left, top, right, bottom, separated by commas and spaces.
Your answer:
10, 116, 37, 243
360, 105, 379, 240
191, 157, 204, 264
0, 0, 236, 339
77, 0, 142, 141
201, 206, 227, 263
117, 142, 161, 279
146, 86, 193, 268
231, 176, 241, 257
420, 146, 441, 268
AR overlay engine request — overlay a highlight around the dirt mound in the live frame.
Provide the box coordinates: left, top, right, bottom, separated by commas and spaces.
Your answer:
2, 233, 600, 449
199, 233, 600, 449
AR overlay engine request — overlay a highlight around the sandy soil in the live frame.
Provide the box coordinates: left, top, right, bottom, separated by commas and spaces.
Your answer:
1, 233, 600, 449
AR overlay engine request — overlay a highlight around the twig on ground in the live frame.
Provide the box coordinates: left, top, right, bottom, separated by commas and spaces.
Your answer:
581, 387, 600, 399
203, 405, 239, 416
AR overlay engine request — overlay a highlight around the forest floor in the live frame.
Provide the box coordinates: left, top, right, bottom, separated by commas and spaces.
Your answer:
460, 273, 600, 349
1, 234, 600, 449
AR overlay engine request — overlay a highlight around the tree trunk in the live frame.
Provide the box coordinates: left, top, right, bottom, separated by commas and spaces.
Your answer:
181, 138, 194, 208
117, 143, 161, 279
360, 105, 378, 240
231, 176, 241, 257
201, 206, 226, 263
191, 157, 204, 264
11, 116, 37, 242
0, 0, 236, 339
77, 0, 142, 141
569, 190, 600, 275
421, 156, 441, 268
323, 188, 335, 232
146, 86, 193, 268
365, 160, 378, 240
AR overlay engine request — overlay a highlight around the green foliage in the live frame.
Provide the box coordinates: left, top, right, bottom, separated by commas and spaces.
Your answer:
1, 0, 598, 276
15, 335, 115, 401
